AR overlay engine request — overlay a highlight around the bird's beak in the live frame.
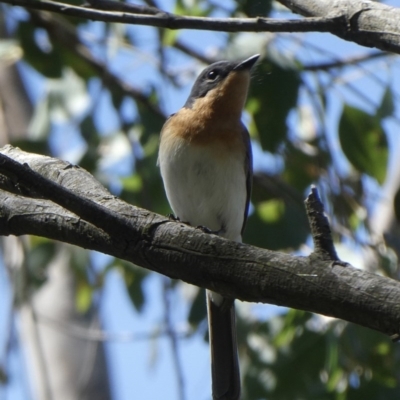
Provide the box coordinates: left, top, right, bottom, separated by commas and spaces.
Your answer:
233, 54, 260, 71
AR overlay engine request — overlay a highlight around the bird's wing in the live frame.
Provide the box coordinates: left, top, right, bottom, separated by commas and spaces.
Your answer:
241, 124, 253, 235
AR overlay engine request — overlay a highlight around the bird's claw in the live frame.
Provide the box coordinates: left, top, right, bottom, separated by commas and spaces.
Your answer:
167, 213, 179, 221
196, 225, 220, 235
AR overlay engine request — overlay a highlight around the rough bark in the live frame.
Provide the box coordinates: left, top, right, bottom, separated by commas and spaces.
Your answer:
1, 145, 400, 340
278, 0, 400, 53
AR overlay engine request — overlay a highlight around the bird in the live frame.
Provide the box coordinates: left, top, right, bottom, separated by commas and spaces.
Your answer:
158, 54, 259, 400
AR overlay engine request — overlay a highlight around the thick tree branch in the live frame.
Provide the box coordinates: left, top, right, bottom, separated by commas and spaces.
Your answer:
278, 0, 400, 53
1, 145, 400, 340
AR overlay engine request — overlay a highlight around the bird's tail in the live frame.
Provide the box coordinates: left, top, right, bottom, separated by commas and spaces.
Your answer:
207, 291, 240, 400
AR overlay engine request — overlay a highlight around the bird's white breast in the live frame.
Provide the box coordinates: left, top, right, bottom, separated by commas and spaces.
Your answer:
158, 136, 246, 242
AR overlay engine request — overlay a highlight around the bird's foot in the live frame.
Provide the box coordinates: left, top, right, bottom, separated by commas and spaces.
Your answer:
196, 225, 221, 235
167, 213, 179, 221
168, 214, 191, 225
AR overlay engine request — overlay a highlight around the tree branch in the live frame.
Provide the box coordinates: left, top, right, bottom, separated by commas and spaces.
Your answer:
1, 145, 400, 340
2, 0, 400, 54
302, 50, 390, 71
305, 186, 339, 262
3, 0, 346, 33
278, 0, 400, 53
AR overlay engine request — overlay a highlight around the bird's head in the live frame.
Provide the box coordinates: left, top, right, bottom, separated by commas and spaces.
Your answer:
184, 54, 259, 118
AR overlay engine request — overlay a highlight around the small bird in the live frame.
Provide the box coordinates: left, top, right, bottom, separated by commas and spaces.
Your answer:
158, 54, 259, 400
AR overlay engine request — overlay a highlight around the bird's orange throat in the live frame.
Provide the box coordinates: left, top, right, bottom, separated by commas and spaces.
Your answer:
163, 71, 250, 148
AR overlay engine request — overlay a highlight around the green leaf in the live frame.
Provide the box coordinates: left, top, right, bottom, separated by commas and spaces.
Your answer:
339, 105, 388, 184
26, 240, 56, 287
0, 366, 7, 384
188, 288, 207, 327
76, 281, 93, 313
174, 0, 213, 16
120, 174, 143, 193
79, 116, 99, 171
244, 196, 309, 250
248, 60, 300, 152
10, 138, 50, 155
394, 188, 400, 221
17, 22, 63, 78
284, 142, 328, 191
257, 199, 285, 224
115, 260, 148, 312
236, 0, 272, 17
376, 87, 394, 119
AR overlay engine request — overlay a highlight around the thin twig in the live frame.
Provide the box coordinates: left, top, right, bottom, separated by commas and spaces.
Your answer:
305, 185, 339, 262
174, 40, 217, 64
303, 50, 389, 71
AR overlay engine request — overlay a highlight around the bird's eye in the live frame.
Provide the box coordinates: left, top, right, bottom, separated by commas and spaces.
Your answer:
207, 70, 218, 80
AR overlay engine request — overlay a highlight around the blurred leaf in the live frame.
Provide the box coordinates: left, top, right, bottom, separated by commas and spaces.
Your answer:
331, 177, 365, 232
120, 174, 143, 193
114, 260, 148, 312
17, 22, 63, 78
376, 86, 394, 119
10, 138, 50, 155
252, 173, 305, 206
26, 240, 56, 287
110, 86, 125, 111
394, 188, 400, 222
70, 246, 90, 276
326, 368, 344, 392
248, 60, 300, 152
188, 288, 207, 327
274, 309, 311, 347
175, 0, 214, 16
376, 247, 398, 278
124, 102, 169, 213
339, 105, 388, 184
244, 197, 309, 250
76, 280, 93, 313
284, 142, 326, 191
0, 366, 7, 384
162, 29, 179, 46
137, 90, 165, 145
79, 115, 99, 171
68, 247, 93, 313
257, 199, 285, 223
243, 311, 332, 400
340, 323, 400, 398
236, 0, 272, 17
